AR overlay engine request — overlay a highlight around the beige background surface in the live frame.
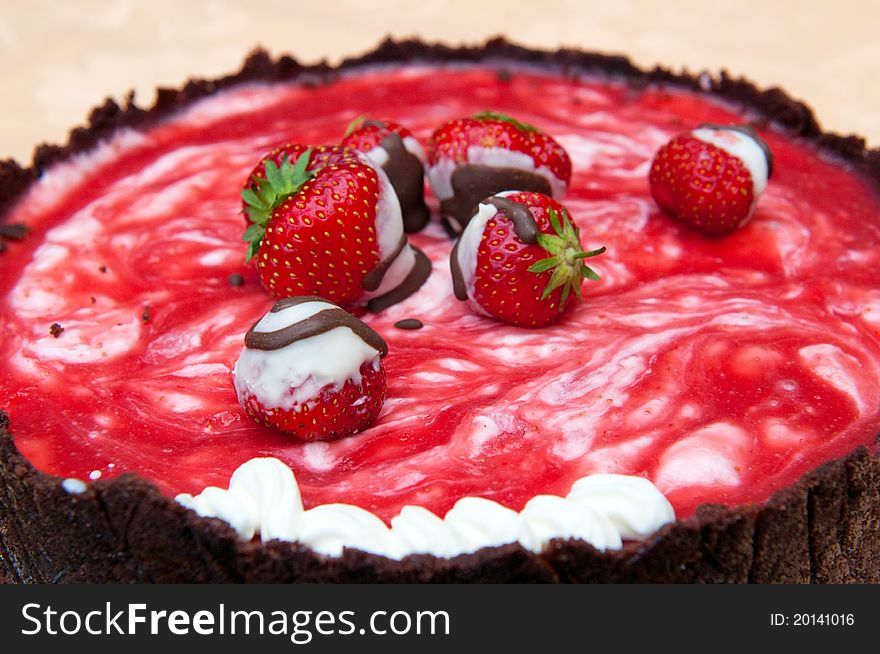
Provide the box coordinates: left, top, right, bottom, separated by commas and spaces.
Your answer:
1, 0, 878, 163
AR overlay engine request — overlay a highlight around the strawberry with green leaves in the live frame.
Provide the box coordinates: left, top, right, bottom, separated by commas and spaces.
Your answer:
241, 142, 314, 256
427, 111, 572, 234
241, 144, 427, 308
450, 191, 604, 327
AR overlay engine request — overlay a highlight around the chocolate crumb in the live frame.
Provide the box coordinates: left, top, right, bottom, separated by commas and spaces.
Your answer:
49, 323, 64, 338
0, 223, 28, 240
98, 265, 107, 273
394, 318, 423, 330
495, 68, 512, 83
90, 296, 96, 304
141, 306, 151, 323
228, 273, 244, 287
626, 76, 650, 93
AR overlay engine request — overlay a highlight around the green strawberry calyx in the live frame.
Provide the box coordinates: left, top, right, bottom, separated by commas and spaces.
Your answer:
344, 115, 368, 137
241, 149, 314, 262
472, 110, 539, 133
526, 207, 605, 308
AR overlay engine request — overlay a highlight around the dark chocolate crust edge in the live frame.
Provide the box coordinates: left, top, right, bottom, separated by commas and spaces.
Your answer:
1, 37, 879, 583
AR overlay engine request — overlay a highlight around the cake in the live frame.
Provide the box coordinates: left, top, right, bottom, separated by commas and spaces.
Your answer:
1, 38, 879, 583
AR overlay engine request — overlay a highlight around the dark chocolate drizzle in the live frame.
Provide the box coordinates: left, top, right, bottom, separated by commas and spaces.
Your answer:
270, 295, 327, 311
439, 164, 551, 235
0, 222, 27, 254
450, 194, 539, 301
0, 223, 28, 240
361, 232, 407, 292
245, 296, 387, 356
485, 196, 538, 244
378, 133, 430, 233
366, 246, 432, 313
698, 123, 774, 179
450, 236, 468, 301
356, 129, 430, 296
495, 68, 513, 83
393, 318, 423, 330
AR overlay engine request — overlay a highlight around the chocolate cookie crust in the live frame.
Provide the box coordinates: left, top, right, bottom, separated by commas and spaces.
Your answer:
1, 38, 879, 583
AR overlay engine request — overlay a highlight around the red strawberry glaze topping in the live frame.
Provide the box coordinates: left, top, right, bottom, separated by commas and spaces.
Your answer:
1, 66, 880, 524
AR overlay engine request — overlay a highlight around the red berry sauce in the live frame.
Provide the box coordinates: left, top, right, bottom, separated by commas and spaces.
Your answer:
1, 66, 879, 522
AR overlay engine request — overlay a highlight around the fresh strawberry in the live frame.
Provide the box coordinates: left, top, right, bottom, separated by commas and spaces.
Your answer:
241, 144, 401, 306
648, 124, 773, 235
233, 296, 388, 441
451, 191, 604, 327
341, 116, 429, 232
341, 116, 418, 154
241, 360, 386, 441
427, 111, 572, 234
428, 111, 571, 187
242, 142, 308, 225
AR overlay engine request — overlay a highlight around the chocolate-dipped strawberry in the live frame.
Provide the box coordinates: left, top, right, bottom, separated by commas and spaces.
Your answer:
649, 124, 773, 235
342, 117, 430, 233
450, 191, 604, 327
428, 111, 571, 235
233, 296, 387, 441
241, 144, 431, 311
